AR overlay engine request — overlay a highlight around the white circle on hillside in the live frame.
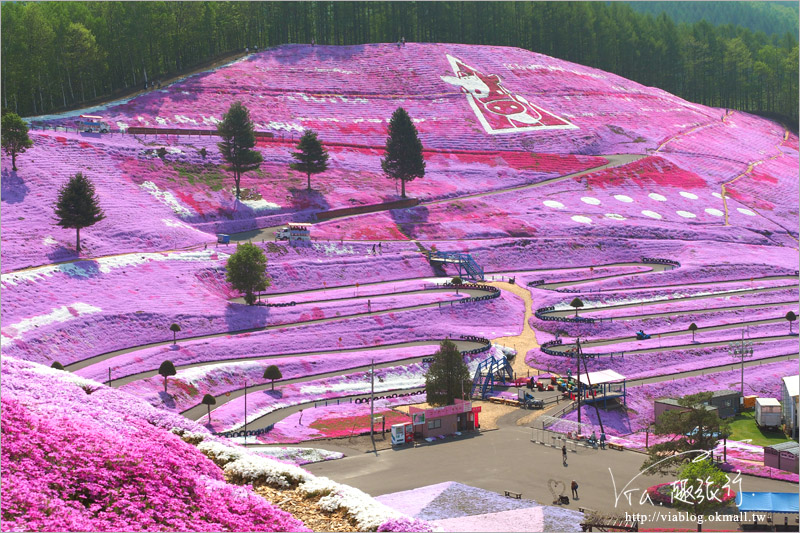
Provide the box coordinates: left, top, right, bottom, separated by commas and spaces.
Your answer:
571, 215, 592, 224
712, 192, 723, 199
613, 195, 634, 203
605, 213, 626, 220
641, 210, 662, 219
581, 197, 601, 205
680, 191, 699, 200
705, 208, 724, 217
649, 193, 667, 202
677, 210, 696, 218
543, 200, 565, 209
737, 207, 756, 216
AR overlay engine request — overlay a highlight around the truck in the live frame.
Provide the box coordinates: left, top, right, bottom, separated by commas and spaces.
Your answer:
77, 115, 110, 133
276, 223, 311, 243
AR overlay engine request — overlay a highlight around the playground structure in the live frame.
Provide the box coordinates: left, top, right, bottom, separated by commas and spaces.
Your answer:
471, 353, 514, 399
426, 251, 484, 282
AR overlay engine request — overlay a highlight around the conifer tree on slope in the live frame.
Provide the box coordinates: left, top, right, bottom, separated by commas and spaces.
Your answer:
381, 107, 425, 198
1, 112, 33, 171
290, 130, 329, 191
54, 172, 105, 253
425, 339, 471, 406
217, 101, 263, 200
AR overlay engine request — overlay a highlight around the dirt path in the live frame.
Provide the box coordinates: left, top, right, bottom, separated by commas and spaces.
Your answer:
487, 281, 542, 379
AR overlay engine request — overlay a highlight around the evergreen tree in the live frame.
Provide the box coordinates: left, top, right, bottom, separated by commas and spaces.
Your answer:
263, 364, 282, 390
786, 311, 797, 334
1, 112, 33, 171
54, 172, 105, 253
217, 101, 263, 199
226, 242, 270, 305
290, 130, 329, 191
158, 360, 177, 394
201, 393, 216, 422
381, 107, 425, 198
570, 297, 584, 317
425, 339, 470, 406
641, 391, 730, 475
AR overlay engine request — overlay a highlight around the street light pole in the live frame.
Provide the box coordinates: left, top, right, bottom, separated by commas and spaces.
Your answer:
728, 330, 753, 401
576, 337, 581, 429
370, 359, 375, 444
244, 380, 248, 447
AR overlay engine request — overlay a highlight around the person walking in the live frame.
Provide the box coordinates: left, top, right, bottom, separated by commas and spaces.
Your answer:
367, 299, 371, 313
571, 480, 579, 500
562, 444, 568, 466
600, 431, 606, 450
379, 242, 382, 253
372, 244, 376, 254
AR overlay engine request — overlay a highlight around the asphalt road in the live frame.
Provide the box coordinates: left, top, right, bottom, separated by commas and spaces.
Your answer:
306, 424, 798, 530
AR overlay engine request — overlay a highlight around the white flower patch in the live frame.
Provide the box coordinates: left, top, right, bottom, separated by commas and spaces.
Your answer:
604, 213, 626, 220
543, 200, 565, 209
312, 67, 356, 75
240, 198, 281, 212
712, 192, 723, 199
137, 116, 150, 125
648, 193, 667, 202
224, 453, 311, 488
676, 210, 696, 218
116, 121, 129, 131
162, 218, 193, 229
571, 215, 592, 224
307, 477, 405, 530
166, 147, 183, 154
580, 197, 601, 205
679, 191, 698, 200
613, 195, 633, 203
267, 121, 304, 133
201, 115, 222, 126
29, 362, 103, 390
641, 210, 662, 219
1, 249, 227, 286
42, 235, 57, 246
737, 207, 756, 216
179, 359, 256, 385
155, 117, 168, 126
312, 242, 357, 255
253, 447, 344, 465
705, 208, 724, 217
2, 302, 101, 339
140, 181, 193, 217
297, 117, 342, 123
174, 115, 198, 125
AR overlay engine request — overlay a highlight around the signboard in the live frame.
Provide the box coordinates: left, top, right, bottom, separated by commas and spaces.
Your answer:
412, 413, 426, 426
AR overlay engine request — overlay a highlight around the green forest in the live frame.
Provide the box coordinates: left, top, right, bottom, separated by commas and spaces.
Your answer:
2, 1, 797, 125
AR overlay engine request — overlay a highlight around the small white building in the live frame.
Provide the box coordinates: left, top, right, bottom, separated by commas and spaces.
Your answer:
755, 398, 781, 428
781, 375, 799, 438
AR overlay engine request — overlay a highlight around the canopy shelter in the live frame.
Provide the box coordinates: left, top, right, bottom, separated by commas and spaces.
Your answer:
576, 369, 626, 408
736, 492, 799, 513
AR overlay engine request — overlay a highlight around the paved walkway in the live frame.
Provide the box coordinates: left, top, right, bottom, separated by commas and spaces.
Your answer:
306, 424, 798, 530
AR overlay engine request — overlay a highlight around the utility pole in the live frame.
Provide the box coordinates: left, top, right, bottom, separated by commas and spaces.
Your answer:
728, 329, 753, 401
370, 359, 375, 444
244, 380, 248, 447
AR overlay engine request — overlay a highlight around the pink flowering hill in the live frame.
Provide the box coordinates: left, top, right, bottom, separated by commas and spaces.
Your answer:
2, 43, 798, 530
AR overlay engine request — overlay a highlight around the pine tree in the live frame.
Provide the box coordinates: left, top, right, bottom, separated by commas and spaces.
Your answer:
290, 130, 329, 191
217, 101, 263, 199
1, 112, 34, 171
425, 339, 470, 406
226, 242, 271, 305
381, 107, 425, 198
54, 172, 105, 253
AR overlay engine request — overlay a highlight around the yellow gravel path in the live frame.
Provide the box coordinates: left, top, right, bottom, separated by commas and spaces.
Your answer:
487, 281, 543, 379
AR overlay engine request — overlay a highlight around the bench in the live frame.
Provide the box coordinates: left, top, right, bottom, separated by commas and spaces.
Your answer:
504, 490, 522, 499
608, 443, 624, 451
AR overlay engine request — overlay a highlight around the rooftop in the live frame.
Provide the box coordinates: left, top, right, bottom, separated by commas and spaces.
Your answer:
767, 441, 800, 455
782, 375, 799, 398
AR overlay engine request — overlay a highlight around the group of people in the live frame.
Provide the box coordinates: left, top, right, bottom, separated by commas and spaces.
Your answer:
371, 242, 384, 254
143, 80, 161, 91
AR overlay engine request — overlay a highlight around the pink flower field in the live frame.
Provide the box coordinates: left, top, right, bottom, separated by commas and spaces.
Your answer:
3, 42, 798, 530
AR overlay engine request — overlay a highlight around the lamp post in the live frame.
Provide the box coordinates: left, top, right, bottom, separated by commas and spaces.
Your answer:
244, 380, 248, 447
728, 330, 753, 401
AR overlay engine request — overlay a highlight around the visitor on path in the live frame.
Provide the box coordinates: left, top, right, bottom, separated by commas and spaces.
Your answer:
298, 410, 303, 426
379, 242, 382, 253
311, 38, 316, 47
367, 299, 371, 313
372, 244, 376, 254
571, 481, 579, 500
401, 37, 406, 46
600, 431, 606, 450
562, 444, 568, 466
